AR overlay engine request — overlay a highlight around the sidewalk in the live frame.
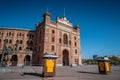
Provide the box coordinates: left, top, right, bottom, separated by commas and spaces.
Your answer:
0, 65, 120, 80
0, 66, 41, 80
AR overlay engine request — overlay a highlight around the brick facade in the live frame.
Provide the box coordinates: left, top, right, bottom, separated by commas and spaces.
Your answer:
0, 12, 82, 66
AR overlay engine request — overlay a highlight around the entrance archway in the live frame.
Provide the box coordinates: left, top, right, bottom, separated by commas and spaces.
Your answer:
24, 55, 31, 66
63, 49, 69, 66
11, 55, 18, 66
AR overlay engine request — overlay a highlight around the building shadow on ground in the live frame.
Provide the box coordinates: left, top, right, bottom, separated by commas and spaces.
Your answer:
23, 72, 43, 77
114, 69, 120, 72
77, 71, 99, 74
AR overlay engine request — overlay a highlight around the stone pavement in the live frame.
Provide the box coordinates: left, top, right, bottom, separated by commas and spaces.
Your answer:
0, 65, 120, 80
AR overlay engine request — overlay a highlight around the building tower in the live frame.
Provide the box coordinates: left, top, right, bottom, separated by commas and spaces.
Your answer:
36, 12, 82, 66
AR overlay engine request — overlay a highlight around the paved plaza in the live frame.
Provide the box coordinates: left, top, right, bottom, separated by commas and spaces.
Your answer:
0, 65, 120, 80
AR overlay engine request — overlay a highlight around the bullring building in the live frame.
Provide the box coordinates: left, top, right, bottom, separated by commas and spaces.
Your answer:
0, 12, 82, 66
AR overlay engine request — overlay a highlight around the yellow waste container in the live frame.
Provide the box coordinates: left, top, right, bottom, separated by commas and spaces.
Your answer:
97, 57, 111, 74
42, 53, 58, 77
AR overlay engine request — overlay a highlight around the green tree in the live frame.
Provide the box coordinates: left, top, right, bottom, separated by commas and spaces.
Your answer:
109, 56, 120, 65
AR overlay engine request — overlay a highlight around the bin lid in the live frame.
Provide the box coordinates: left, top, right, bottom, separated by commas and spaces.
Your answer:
97, 57, 110, 61
42, 53, 58, 59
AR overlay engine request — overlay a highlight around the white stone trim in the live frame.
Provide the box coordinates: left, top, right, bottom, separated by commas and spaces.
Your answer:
72, 64, 77, 66
17, 64, 24, 67
61, 46, 70, 51
58, 26, 71, 32
57, 17, 72, 26
56, 64, 63, 66
50, 24, 56, 27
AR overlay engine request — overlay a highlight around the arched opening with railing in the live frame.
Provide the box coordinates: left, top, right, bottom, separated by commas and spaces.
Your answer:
11, 55, 18, 66
62, 49, 69, 66
24, 55, 31, 66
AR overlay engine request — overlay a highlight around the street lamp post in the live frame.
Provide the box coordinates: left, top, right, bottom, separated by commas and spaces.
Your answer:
0, 39, 19, 67
0, 39, 8, 66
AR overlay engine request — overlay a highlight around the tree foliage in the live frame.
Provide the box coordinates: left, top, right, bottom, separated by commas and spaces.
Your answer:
82, 59, 97, 65
109, 56, 120, 65
82, 56, 120, 66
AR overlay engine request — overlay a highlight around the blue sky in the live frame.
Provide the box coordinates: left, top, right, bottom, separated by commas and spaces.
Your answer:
0, 0, 120, 59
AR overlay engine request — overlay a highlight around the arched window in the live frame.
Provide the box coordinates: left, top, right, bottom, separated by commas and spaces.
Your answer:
30, 47, 32, 51
29, 34, 32, 38
26, 47, 29, 50
9, 32, 11, 36
32, 35, 34, 38
16, 40, 19, 44
20, 40, 23, 44
51, 45, 54, 51
52, 30, 55, 34
19, 47, 22, 50
9, 39, 12, 43
30, 41, 33, 45
7, 33, 8, 36
27, 40, 29, 45
27, 34, 29, 37
63, 34, 68, 44
0, 39, 2, 43
17, 33, 19, 36
75, 42, 77, 47
52, 37, 55, 42
75, 59, 78, 62
5, 39, 8, 43
12, 33, 14, 36
59, 38, 61, 43
74, 36, 76, 40
20, 33, 21, 36
22, 34, 24, 37
75, 49, 77, 54
69, 40, 71, 45
0, 32, 2, 35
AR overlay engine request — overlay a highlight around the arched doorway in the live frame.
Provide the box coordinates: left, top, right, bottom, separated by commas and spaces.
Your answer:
11, 55, 18, 66
24, 55, 31, 66
63, 49, 69, 66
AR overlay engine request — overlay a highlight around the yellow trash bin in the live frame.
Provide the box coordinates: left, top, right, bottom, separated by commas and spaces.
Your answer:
42, 53, 58, 77
97, 57, 111, 74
